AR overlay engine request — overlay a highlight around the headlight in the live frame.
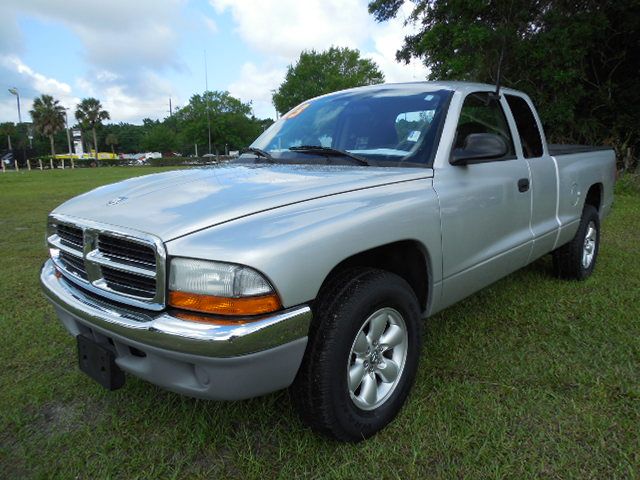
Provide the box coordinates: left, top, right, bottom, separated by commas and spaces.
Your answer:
168, 258, 281, 316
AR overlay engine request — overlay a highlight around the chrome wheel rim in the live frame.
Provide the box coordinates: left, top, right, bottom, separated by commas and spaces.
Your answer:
582, 221, 597, 268
346, 307, 408, 411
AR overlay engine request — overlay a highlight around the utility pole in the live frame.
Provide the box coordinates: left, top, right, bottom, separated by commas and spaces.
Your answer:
204, 50, 212, 155
169, 97, 173, 117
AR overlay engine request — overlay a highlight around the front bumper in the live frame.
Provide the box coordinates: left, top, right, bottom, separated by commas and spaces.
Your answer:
40, 259, 312, 400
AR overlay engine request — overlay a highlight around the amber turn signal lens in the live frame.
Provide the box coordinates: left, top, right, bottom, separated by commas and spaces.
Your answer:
172, 311, 255, 325
168, 291, 281, 316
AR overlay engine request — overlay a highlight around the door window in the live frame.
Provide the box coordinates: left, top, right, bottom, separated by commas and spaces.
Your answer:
454, 92, 515, 158
506, 95, 544, 158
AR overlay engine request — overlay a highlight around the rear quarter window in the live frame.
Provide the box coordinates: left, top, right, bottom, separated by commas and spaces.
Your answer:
506, 95, 544, 158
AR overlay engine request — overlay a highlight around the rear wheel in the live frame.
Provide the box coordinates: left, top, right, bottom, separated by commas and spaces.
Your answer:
552, 204, 600, 280
291, 268, 422, 442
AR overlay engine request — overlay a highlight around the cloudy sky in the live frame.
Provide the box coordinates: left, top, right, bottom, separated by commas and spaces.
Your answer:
0, 0, 428, 124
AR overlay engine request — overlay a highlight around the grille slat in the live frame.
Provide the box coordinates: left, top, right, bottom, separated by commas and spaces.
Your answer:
102, 266, 156, 298
98, 235, 156, 267
52, 221, 162, 306
57, 224, 83, 250
59, 251, 88, 280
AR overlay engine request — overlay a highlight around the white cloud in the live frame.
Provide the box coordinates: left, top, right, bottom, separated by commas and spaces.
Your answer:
203, 16, 219, 34
227, 62, 287, 119
363, 4, 430, 83
211, 0, 372, 62
76, 69, 174, 123
0, 0, 187, 124
0, 55, 80, 121
0, 54, 173, 123
2, 56, 72, 98
217, 0, 428, 118
3, 0, 184, 72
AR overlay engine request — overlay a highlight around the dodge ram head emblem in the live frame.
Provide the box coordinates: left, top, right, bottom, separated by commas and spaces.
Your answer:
107, 196, 128, 206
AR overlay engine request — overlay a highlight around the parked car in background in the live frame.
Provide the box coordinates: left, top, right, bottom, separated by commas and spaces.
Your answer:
41, 82, 615, 441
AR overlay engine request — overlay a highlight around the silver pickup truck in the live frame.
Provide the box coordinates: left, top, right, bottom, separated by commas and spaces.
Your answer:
41, 81, 616, 441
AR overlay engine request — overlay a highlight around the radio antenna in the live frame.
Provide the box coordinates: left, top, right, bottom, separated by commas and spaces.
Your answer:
494, 0, 514, 97
495, 41, 505, 97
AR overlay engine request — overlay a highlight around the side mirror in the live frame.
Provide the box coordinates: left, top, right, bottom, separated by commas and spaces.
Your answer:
450, 133, 508, 165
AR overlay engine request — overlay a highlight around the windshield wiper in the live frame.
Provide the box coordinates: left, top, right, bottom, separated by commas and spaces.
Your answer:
241, 147, 275, 163
289, 145, 371, 166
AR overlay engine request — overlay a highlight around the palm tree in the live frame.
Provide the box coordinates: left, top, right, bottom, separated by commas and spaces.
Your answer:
105, 133, 119, 153
30, 95, 66, 168
75, 98, 110, 159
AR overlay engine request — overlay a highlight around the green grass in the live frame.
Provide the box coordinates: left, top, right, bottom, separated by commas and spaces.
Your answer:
1, 167, 639, 479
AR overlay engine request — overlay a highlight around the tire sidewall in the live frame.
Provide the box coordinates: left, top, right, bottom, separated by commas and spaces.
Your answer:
577, 206, 600, 279
325, 274, 421, 439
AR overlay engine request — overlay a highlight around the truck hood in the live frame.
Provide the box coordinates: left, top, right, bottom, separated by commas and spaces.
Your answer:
53, 163, 432, 241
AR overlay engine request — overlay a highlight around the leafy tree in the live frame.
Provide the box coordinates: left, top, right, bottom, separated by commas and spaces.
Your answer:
102, 122, 148, 153
105, 133, 119, 153
175, 91, 264, 154
368, 0, 640, 170
141, 122, 178, 152
75, 98, 110, 158
272, 47, 385, 115
29, 95, 66, 159
0, 122, 17, 151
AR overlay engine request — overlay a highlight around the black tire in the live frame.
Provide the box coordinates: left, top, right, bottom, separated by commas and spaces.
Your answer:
291, 268, 422, 442
552, 204, 600, 280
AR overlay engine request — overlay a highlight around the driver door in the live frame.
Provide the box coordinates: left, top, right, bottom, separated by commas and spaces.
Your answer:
434, 91, 533, 308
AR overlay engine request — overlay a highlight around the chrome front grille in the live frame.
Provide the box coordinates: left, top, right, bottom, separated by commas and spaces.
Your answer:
47, 215, 166, 310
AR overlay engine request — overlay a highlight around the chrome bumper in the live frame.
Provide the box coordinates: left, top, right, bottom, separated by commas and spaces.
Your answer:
40, 259, 312, 358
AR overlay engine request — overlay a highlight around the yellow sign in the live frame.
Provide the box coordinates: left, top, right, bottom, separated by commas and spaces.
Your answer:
284, 102, 310, 119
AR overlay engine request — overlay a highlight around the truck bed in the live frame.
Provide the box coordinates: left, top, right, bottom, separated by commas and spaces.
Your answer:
548, 144, 614, 156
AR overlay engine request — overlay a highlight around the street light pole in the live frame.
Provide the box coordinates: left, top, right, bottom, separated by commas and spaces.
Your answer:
8, 87, 21, 124
8, 88, 22, 171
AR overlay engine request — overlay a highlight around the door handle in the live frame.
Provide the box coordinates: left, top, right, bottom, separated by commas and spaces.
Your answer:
517, 178, 530, 192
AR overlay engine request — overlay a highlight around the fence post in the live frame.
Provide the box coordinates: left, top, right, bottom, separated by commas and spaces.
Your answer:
38, 159, 43, 170
2, 160, 5, 173
14, 159, 19, 171
49, 157, 53, 170
27, 159, 31, 171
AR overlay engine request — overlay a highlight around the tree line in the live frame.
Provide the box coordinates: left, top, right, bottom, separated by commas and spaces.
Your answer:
1, 91, 274, 160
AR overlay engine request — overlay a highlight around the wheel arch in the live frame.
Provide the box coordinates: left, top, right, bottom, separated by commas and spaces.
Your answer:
317, 240, 432, 313
584, 182, 603, 212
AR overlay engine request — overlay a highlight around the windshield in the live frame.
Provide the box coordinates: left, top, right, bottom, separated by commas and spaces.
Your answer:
247, 87, 452, 166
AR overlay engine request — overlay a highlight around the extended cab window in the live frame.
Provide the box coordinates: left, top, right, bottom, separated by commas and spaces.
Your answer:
454, 92, 515, 158
506, 95, 544, 158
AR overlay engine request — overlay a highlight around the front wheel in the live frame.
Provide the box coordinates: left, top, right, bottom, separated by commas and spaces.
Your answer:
291, 268, 422, 442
